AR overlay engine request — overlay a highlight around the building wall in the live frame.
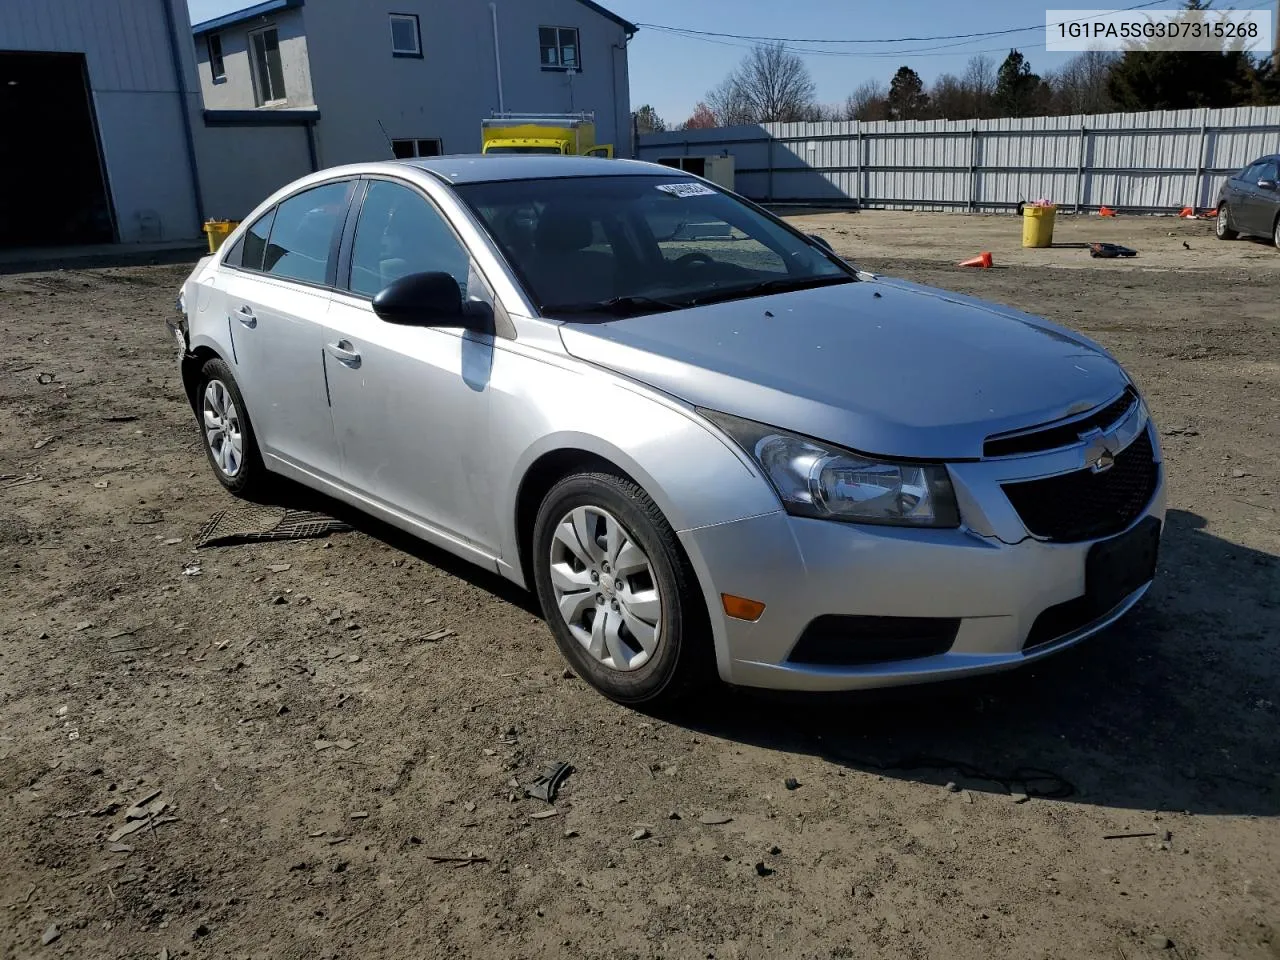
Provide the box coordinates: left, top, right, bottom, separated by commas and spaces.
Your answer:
300, 0, 632, 166
0, 0, 205, 242
195, 7, 315, 110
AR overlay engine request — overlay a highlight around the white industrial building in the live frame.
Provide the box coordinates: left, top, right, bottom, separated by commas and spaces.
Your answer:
191, 0, 636, 165
0, 0, 635, 249
0, 0, 210, 247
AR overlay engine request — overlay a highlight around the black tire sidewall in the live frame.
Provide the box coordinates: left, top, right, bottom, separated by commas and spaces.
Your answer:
532, 473, 698, 705
196, 358, 262, 495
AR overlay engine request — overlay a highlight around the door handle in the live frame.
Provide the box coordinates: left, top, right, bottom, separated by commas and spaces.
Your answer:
235, 305, 257, 328
325, 339, 361, 368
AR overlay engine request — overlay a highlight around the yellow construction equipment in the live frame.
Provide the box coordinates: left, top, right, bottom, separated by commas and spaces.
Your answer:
481, 112, 613, 157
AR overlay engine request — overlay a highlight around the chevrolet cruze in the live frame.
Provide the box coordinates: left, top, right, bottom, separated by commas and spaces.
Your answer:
172, 156, 1165, 705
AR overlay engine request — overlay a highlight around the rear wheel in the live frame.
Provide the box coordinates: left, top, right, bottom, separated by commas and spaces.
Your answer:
1273, 215, 1279, 250
1215, 204, 1238, 240
196, 358, 266, 496
531, 471, 710, 705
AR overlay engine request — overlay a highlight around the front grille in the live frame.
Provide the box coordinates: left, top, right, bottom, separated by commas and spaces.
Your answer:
788, 615, 960, 666
1001, 429, 1158, 543
984, 388, 1138, 458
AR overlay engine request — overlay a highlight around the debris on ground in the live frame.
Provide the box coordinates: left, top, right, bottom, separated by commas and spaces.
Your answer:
41, 924, 61, 945
422, 852, 488, 865
784, 777, 800, 791
529, 809, 559, 820
525, 762, 573, 804
631, 828, 650, 841
698, 811, 733, 825
755, 861, 774, 877
421, 628, 454, 642
1103, 832, 1158, 840
196, 504, 350, 549
1089, 242, 1137, 258
1148, 935, 1174, 949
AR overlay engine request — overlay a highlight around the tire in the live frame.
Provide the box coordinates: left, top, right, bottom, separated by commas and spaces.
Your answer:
531, 471, 710, 706
1215, 204, 1238, 240
1273, 215, 1280, 251
195, 357, 266, 496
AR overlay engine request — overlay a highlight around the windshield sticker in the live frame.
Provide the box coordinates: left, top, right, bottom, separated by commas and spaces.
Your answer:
656, 182, 716, 198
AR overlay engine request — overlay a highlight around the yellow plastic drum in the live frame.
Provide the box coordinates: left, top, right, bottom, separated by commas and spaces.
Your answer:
1021, 205, 1057, 248
203, 219, 240, 253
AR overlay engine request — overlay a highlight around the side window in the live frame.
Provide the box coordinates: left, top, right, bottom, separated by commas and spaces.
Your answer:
347, 181, 470, 299
1240, 161, 1266, 182
232, 208, 275, 271
1258, 161, 1278, 182
262, 182, 350, 285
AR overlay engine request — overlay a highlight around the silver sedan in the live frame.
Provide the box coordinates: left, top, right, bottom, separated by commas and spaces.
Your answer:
173, 156, 1165, 705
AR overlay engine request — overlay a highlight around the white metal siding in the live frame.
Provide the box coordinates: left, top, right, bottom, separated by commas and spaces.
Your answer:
638, 106, 1280, 213
0, 0, 205, 242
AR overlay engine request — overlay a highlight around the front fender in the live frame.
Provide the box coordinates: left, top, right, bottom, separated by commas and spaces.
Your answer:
490, 358, 782, 584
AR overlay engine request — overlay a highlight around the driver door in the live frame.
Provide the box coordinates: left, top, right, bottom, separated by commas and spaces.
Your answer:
322, 178, 497, 551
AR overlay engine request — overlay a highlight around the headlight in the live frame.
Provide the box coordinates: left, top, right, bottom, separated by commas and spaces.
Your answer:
702, 410, 960, 528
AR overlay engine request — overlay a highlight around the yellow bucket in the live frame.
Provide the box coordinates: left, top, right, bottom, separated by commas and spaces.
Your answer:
1021, 205, 1057, 248
203, 219, 240, 253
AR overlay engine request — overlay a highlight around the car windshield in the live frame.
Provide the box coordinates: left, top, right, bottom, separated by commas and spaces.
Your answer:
453, 174, 855, 318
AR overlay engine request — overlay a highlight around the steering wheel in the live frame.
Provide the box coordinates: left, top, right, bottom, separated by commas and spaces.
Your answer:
673, 252, 715, 269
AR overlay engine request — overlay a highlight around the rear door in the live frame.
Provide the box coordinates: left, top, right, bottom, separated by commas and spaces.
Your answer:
218, 179, 353, 482
1232, 160, 1269, 235
323, 177, 498, 550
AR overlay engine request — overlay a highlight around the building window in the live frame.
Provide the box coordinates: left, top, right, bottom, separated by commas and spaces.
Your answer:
391, 138, 443, 159
249, 26, 286, 105
390, 13, 422, 58
539, 26, 580, 71
207, 33, 226, 82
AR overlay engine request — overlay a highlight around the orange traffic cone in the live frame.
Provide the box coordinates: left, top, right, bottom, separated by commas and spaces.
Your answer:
958, 251, 993, 268
1200, 207, 1217, 219
1179, 206, 1195, 218
1099, 206, 1118, 217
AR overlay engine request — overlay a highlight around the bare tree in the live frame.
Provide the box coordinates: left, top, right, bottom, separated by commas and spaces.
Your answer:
1051, 49, 1119, 115
842, 79, 890, 121
961, 54, 997, 117
930, 73, 971, 119
707, 43, 818, 124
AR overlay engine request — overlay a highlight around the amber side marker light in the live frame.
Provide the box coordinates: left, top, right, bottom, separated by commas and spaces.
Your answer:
721, 594, 766, 622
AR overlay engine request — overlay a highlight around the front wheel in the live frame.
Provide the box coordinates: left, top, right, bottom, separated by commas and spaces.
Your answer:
1273, 216, 1279, 250
1215, 204, 1238, 240
531, 471, 710, 705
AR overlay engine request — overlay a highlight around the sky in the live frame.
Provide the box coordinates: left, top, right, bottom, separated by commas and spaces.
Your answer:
187, 0, 1278, 125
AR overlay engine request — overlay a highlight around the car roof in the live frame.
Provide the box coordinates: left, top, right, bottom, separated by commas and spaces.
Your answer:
401, 155, 684, 185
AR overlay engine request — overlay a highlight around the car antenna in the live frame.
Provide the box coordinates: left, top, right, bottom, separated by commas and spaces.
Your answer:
376, 119, 395, 158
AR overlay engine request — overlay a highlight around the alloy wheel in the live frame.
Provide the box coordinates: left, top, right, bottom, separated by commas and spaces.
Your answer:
202, 379, 244, 478
547, 505, 662, 671
1216, 207, 1229, 236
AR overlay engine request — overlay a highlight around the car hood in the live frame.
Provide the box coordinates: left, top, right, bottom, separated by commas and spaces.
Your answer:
557, 277, 1128, 460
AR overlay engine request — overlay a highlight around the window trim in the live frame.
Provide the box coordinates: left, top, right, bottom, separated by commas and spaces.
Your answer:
538, 25, 581, 72
207, 33, 226, 83
389, 12, 423, 59
248, 25, 287, 106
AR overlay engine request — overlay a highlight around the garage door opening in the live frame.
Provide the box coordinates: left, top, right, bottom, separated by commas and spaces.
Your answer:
0, 51, 115, 248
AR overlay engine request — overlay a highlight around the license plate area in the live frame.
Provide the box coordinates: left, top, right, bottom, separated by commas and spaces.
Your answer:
1085, 516, 1161, 616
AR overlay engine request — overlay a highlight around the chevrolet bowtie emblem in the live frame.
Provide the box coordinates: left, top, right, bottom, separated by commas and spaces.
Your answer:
1081, 427, 1120, 473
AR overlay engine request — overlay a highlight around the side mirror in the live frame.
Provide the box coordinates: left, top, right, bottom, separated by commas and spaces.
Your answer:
809, 234, 835, 253
372, 272, 491, 332
1258, 179, 1278, 191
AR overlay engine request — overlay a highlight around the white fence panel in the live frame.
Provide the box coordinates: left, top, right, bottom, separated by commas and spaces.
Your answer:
637, 105, 1280, 213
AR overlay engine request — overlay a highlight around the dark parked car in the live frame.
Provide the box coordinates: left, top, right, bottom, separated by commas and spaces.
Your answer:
1215, 155, 1280, 248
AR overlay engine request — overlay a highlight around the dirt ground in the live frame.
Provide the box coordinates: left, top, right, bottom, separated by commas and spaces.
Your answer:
1, 211, 1277, 960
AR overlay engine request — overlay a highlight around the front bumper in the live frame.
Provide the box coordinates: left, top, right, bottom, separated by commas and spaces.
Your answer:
679, 427, 1166, 693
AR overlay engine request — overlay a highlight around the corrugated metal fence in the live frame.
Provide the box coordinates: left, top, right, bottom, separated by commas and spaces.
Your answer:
636, 105, 1280, 213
